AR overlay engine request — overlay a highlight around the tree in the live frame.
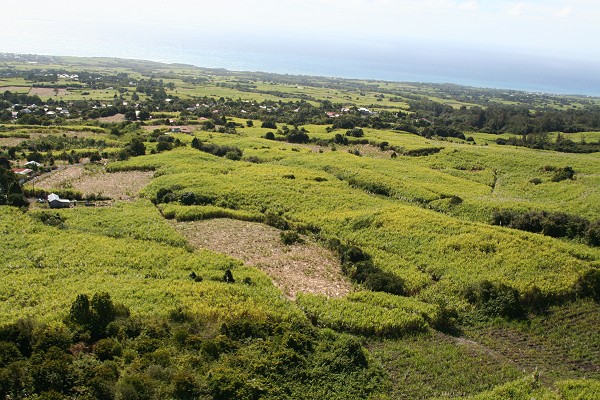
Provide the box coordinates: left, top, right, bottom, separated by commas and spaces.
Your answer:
126, 138, 146, 157
261, 121, 277, 129
69, 294, 92, 327
123, 110, 137, 121
90, 292, 117, 338
333, 134, 348, 145
0, 169, 27, 207
0, 156, 10, 169
138, 110, 150, 121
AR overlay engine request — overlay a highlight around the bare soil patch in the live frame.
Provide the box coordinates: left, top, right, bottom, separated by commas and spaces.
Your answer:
24, 130, 102, 139
0, 86, 31, 93
171, 219, 351, 299
34, 165, 153, 200
98, 114, 125, 123
141, 125, 196, 133
0, 137, 27, 147
28, 87, 69, 97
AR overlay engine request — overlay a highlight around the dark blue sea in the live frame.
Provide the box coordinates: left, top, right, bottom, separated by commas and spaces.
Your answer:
2, 20, 599, 97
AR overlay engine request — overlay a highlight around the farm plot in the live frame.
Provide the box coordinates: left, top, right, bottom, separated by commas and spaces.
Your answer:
0, 137, 28, 147
171, 218, 351, 299
28, 87, 69, 96
34, 165, 153, 200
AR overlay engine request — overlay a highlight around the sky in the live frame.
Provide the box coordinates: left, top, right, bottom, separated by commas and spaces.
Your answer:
1, 1, 599, 93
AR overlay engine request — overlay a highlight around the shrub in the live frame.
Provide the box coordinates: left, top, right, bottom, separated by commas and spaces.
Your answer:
264, 132, 275, 140
577, 269, 600, 302
333, 134, 348, 145
224, 151, 241, 161
156, 141, 173, 152
179, 192, 196, 206
286, 129, 309, 143
529, 177, 542, 185
68, 293, 119, 340
551, 166, 575, 182
345, 128, 364, 137
264, 212, 290, 230
492, 209, 590, 240
172, 371, 202, 400
465, 280, 524, 319
363, 271, 405, 295
32, 211, 66, 228
261, 121, 277, 129
280, 230, 302, 245
94, 338, 122, 361
587, 220, 600, 246
0, 341, 22, 365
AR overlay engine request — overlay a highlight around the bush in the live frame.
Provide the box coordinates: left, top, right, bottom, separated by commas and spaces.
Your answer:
465, 280, 524, 319
577, 269, 600, 302
492, 209, 591, 240
172, 371, 202, 400
551, 166, 575, 182
587, 220, 600, 246
264, 132, 275, 140
264, 212, 290, 230
280, 230, 302, 245
68, 293, 119, 340
333, 134, 348, 145
529, 177, 542, 185
261, 121, 277, 129
345, 128, 364, 137
286, 129, 309, 143
156, 141, 173, 152
363, 271, 405, 295
224, 151, 241, 161
94, 338, 122, 361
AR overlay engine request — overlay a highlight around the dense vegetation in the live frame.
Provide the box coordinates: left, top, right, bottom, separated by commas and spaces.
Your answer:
0, 54, 599, 399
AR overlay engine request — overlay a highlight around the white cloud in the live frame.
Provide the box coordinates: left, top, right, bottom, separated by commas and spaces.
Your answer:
458, 1, 479, 11
555, 5, 573, 17
508, 2, 526, 16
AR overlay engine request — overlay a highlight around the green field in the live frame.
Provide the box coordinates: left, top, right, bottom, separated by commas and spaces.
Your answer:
1, 54, 599, 399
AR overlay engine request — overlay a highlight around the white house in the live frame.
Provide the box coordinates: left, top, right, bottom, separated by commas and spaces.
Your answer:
24, 161, 43, 169
48, 193, 71, 209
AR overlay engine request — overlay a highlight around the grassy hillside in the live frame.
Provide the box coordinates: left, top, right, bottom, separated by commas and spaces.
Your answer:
1, 54, 598, 399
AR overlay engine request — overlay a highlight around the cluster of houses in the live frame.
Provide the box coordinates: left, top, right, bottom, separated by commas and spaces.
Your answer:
326, 107, 374, 118
11, 160, 43, 182
9, 160, 74, 207
10, 104, 70, 119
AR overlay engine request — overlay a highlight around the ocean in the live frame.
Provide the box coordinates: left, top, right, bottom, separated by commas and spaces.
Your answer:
2, 20, 599, 97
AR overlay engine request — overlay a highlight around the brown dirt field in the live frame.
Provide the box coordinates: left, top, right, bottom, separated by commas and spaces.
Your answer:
0, 86, 31, 93
33, 166, 153, 200
142, 125, 196, 133
171, 219, 351, 299
0, 137, 27, 147
24, 130, 102, 139
34, 166, 86, 191
98, 114, 125, 123
28, 87, 69, 96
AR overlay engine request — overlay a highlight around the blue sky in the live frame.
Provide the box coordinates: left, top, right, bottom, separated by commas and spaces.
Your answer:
1, 0, 598, 61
